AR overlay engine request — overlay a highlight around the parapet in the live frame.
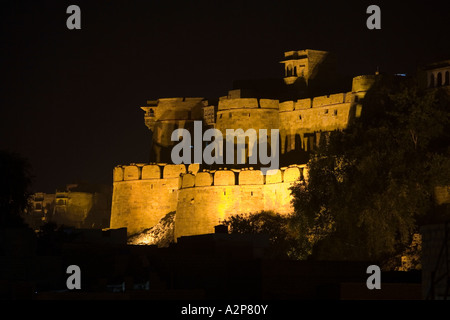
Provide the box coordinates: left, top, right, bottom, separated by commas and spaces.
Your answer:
352, 75, 377, 93
113, 163, 187, 182
178, 165, 307, 188
312, 93, 346, 108
218, 98, 279, 111
213, 170, 236, 186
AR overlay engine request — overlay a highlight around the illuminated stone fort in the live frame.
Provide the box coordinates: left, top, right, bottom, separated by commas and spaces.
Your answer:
109, 49, 381, 240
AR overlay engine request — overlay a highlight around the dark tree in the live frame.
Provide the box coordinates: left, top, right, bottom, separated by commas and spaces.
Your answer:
290, 75, 450, 266
223, 210, 310, 259
0, 150, 33, 228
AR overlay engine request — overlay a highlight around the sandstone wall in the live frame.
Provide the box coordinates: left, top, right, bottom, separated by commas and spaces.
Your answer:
174, 165, 306, 240
110, 164, 185, 235
215, 98, 280, 136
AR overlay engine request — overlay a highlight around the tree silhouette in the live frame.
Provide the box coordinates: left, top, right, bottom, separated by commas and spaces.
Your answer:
290, 76, 450, 266
0, 150, 33, 228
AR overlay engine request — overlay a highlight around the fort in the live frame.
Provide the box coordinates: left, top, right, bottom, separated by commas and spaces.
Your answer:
110, 49, 378, 241
27, 50, 450, 243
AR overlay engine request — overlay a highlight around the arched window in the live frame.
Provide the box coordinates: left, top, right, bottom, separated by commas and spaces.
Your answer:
437, 72, 443, 87
445, 71, 450, 86
430, 73, 435, 88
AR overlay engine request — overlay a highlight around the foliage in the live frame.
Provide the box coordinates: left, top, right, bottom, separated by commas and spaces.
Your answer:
290, 75, 450, 266
222, 210, 310, 259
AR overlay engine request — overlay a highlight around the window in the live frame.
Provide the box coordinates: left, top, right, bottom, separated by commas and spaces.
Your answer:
251, 191, 253, 196
334, 110, 338, 116
229, 113, 232, 118
299, 114, 302, 120
445, 71, 450, 85
430, 73, 435, 87
437, 72, 443, 87
223, 189, 226, 196
219, 114, 222, 119
324, 109, 329, 114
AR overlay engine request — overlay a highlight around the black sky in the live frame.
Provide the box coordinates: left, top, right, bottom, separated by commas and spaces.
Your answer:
1, 0, 450, 193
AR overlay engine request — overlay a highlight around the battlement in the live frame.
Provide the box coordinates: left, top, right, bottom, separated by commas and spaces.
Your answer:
113, 163, 200, 182
217, 98, 279, 111
177, 165, 307, 189
352, 75, 377, 93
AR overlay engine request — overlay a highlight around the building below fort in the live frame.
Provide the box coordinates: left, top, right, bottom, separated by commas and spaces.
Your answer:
25, 183, 112, 231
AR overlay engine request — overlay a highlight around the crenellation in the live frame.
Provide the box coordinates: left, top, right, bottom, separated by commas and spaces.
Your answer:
124, 165, 140, 181
213, 170, 235, 186
294, 98, 312, 110
195, 171, 213, 187
113, 166, 124, 182
142, 164, 162, 179
312, 93, 346, 108
265, 169, 282, 184
181, 173, 196, 188
238, 169, 264, 185
283, 167, 301, 182
163, 164, 186, 178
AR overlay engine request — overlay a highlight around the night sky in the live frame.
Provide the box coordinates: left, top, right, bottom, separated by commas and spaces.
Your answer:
1, 0, 450, 193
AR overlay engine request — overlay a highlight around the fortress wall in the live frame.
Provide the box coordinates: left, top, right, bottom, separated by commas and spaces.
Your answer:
142, 164, 161, 179
218, 98, 259, 110
312, 93, 345, 108
215, 108, 280, 137
345, 92, 356, 103
110, 164, 181, 235
279, 101, 294, 112
124, 166, 140, 180
259, 99, 280, 109
239, 169, 264, 185
279, 102, 353, 149
295, 98, 312, 110
352, 75, 377, 93
182, 173, 195, 188
113, 167, 124, 182
174, 167, 304, 239
265, 170, 282, 184
110, 178, 180, 235
284, 167, 301, 182
195, 172, 213, 186
213, 170, 235, 186
163, 164, 186, 178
